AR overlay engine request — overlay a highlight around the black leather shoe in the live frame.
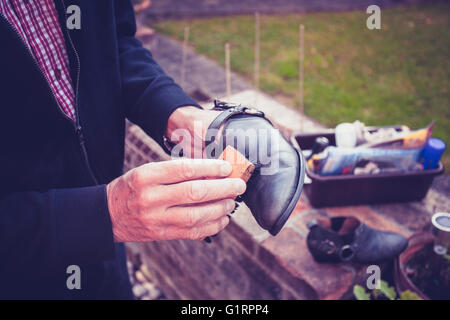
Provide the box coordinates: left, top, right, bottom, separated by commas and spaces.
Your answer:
306, 217, 408, 264
205, 100, 305, 236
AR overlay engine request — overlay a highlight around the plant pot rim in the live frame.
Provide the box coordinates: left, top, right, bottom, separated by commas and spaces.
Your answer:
394, 232, 434, 300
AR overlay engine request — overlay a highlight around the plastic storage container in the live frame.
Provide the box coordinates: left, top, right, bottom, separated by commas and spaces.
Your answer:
291, 131, 444, 207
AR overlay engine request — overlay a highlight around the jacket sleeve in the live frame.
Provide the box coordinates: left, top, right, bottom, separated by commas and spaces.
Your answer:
114, 0, 201, 147
0, 185, 115, 275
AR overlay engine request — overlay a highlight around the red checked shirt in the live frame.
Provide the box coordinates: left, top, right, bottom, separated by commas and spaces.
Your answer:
0, 0, 76, 120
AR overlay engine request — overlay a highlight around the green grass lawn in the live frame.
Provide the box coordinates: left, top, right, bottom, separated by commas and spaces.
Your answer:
152, 3, 450, 169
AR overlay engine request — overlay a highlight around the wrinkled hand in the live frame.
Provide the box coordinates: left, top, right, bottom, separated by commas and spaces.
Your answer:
106, 159, 246, 242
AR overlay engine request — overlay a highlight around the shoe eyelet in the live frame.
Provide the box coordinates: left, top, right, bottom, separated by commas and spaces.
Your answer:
320, 240, 336, 255
339, 245, 355, 261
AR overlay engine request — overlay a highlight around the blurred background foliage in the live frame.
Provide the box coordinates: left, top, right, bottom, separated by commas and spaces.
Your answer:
153, 3, 450, 167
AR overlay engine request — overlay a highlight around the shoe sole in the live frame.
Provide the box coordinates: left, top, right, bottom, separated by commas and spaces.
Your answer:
269, 146, 306, 236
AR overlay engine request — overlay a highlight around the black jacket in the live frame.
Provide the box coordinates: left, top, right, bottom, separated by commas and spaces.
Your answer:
0, 0, 198, 299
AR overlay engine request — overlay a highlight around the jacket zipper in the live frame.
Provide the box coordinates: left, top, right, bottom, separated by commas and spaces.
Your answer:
0, 6, 99, 185
60, 0, 99, 185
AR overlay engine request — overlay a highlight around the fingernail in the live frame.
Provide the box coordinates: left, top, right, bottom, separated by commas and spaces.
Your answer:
222, 216, 230, 227
221, 162, 232, 176
226, 200, 234, 212
234, 179, 246, 194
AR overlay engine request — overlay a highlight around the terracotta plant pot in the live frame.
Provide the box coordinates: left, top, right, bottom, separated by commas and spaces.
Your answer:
394, 232, 434, 300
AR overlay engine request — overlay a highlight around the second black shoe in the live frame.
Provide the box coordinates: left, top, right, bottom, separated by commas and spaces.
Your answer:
306, 216, 408, 264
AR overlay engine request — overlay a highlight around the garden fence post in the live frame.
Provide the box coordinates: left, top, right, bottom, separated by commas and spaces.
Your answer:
225, 42, 231, 99
254, 12, 260, 106
299, 24, 305, 131
181, 25, 190, 89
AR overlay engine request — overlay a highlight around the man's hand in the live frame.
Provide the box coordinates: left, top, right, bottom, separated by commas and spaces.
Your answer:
106, 159, 246, 242
166, 106, 220, 157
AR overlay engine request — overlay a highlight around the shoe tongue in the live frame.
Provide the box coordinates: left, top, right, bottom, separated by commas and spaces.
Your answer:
317, 217, 361, 235
337, 217, 360, 235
